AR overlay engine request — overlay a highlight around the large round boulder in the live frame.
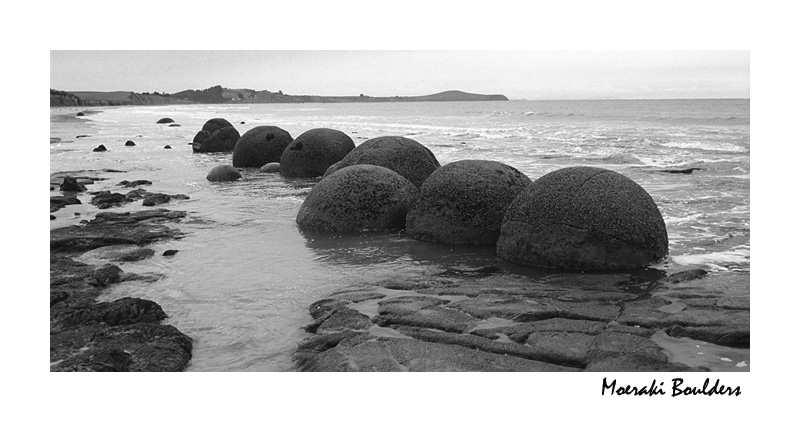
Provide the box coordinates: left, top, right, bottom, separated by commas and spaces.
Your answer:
193, 126, 240, 153
328, 136, 440, 187
406, 160, 533, 245
201, 118, 233, 133
232, 126, 294, 168
206, 165, 241, 182
280, 128, 355, 177
496, 166, 669, 271
296, 164, 418, 233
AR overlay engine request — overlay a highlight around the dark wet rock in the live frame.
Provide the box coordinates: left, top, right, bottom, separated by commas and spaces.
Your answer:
164, 145, 172, 149
232, 126, 294, 168
327, 136, 440, 188
93, 144, 107, 152
661, 167, 702, 174
206, 165, 241, 182
162, 249, 179, 257
142, 193, 171, 207
156, 118, 175, 124
296, 164, 418, 233
309, 298, 351, 320
192, 130, 210, 145
77, 112, 85, 116
51, 195, 81, 212
496, 166, 669, 271
125, 140, 136, 146
50, 322, 192, 372
169, 124, 181, 127
201, 118, 233, 134
316, 309, 373, 333
259, 162, 281, 173
52, 297, 167, 330
193, 126, 240, 153
51, 214, 56, 220
90, 264, 124, 287
279, 128, 355, 178
77, 135, 90, 138
50, 209, 186, 253
50, 255, 192, 372
664, 268, 708, 283
89, 190, 131, 209
118, 180, 152, 188
406, 160, 532, 245
60, 176, 87, 192
124, 188, 148, 201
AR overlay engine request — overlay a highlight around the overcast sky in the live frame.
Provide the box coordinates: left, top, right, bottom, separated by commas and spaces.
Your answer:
50, 50, 748, 100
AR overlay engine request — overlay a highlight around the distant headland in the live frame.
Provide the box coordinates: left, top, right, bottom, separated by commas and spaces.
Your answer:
50, 86, 509, 107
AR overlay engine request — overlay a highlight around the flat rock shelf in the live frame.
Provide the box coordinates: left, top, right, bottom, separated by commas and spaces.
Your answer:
294, 268, 749, 372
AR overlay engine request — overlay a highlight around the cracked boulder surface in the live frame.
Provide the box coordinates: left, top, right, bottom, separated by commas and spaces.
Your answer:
293, 268, 748, 372
50, 209, 192, 372
496, 166, 669, 271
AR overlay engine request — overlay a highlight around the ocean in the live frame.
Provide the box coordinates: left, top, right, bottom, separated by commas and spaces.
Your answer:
49, 99, 750, 371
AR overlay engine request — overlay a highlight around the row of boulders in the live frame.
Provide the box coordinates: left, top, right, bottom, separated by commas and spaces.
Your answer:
198, 117, 669, 271
196, 118, 357, 180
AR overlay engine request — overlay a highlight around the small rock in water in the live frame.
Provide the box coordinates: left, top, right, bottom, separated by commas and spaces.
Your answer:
93, 144, 107, 152
50, 215, 56, 220
164, 145, 172, 149
77, 112, 85, 116
125, 140, 136, 146
156, 118, 175, 124
142, 193, 171, 207
206, 165, 242, 182
259, 162, 281, 173
162, 249, 179, 257
169, 124, 181, 127
60, 176, 86, 192
77, 135, 90, 138
661, 167, 702, 175
118, 180, 152, 188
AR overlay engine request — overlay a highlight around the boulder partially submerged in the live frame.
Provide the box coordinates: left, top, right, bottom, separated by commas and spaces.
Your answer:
296, 164, 418, 232
406, 160, 532, 245
193, 126, 240, 153
325, 136, 440, 188
232, 126, 294, 168
496, 166, 669, 271
206, 165, 241, 182
280, 128, 355, 178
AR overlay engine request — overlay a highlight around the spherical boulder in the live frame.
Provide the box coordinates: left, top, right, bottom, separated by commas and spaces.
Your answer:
496, 166, 669, 271
329, 136, 440, 188
259, 162, 281, 173
193, 126, 240, 153
296, 164, 418, 233
406, 160, 533, 245
206, 165, 241, 182
280, 128, 355, 177
201, 118, 233, 134
232, 126, 294, 168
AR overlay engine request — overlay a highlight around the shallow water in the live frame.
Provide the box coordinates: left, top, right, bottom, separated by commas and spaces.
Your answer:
50, 99, 749, 371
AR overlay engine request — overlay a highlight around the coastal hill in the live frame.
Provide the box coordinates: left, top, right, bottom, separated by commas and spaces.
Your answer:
50, 86, 508, 107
